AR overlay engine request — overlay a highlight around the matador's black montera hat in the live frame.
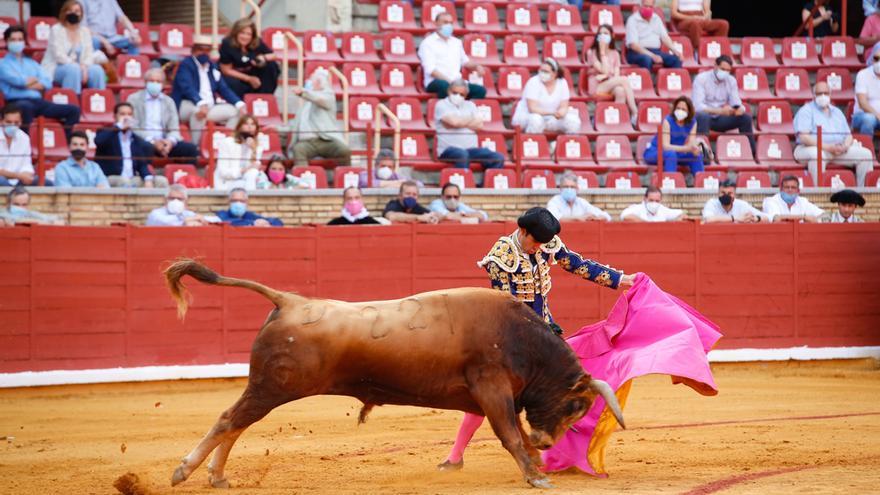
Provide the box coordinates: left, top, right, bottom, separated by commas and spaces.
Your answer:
517, 207, 561, 243
829, 189, 865, 207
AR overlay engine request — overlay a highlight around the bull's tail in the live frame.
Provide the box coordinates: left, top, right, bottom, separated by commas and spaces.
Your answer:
165, 258, 290, 319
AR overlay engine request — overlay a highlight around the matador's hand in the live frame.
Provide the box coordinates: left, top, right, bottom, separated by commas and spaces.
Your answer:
618, 273, 636, 289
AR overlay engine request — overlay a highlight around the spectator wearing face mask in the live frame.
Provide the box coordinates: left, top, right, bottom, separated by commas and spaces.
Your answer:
418, 12, 486, 99
435, 79, 504, 175
0, 186, 60, 226
429, 183, 488, 223
586, 24, 638, 121
328, 187, 382, 225
53, 131, 109, 188
42, 0, 107, 95
257, 155, 308, 189
383, 180, 440, 224
793, 82, 874, 186
852, 43, 880, 136
357, 149, 415, 189
288, 69, 351, 168
644, 96, 704, 174
625, 0, 683, 71
621, 186, 685, 222
511, 58, 580, 135
146, 184, 209, 226
693, 55, 755, 157
825, 189, 866, 223
127, 68, 199, 163
95, 102, 169, 188
0, 104, 35, 186
762, 175, 824, 223
546, 173, 611, 222
214, 114, 265, 190
701, 180, 766, 223
216, 187, 282, 227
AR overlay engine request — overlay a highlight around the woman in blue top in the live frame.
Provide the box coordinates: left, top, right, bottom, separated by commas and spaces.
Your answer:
643, 95, 704, 173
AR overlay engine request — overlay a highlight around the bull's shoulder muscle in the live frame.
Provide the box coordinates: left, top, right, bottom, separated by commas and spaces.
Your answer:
477, 236, 520, 273
539, 235, 565, 255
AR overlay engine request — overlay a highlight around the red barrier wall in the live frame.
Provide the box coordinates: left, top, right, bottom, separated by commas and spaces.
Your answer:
2, 223, 879, 373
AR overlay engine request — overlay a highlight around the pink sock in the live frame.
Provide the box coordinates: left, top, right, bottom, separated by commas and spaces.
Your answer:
446, 413, 484, 463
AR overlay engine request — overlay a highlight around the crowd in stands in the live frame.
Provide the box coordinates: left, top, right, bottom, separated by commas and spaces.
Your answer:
0, 0, 877, 229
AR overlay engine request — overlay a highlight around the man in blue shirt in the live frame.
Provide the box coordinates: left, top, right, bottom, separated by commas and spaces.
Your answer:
53, 131, 109, 188
0, 26, 80, 134
429, 183, 488, 223
215, 188, 283, 227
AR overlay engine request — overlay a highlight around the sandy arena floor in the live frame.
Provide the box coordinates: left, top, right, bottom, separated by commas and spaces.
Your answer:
1, 360, 878, 495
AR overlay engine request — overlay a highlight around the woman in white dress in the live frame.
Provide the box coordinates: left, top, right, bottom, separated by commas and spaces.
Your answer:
511, 58, 580, 134
213, 114, 266, 190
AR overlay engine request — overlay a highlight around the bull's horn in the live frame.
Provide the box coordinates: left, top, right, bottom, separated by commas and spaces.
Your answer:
590, 379, 626, 429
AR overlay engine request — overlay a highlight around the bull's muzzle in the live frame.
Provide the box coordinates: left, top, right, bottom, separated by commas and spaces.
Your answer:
529, 430, 554, 450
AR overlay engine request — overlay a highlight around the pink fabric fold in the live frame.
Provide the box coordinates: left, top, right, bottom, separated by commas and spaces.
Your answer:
541, 272, 723, 475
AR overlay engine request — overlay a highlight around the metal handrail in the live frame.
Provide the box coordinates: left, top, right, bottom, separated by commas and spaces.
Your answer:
374, 103, 401, 169
281, 32, 305, 123
240, 0, 262, 33
327, 66, 350, 145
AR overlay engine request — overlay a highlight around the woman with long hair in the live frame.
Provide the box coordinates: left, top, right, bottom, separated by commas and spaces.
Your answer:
42, 0, 106, 94
214, 114, 267, 190
219, 18, 280, 98
585, 24, 637, 120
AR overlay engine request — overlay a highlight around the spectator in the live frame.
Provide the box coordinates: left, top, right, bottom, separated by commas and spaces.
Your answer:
171, 35, 244, 146
146, 184, 210, 226
853, 44, 880, 136
383, 180, 440, 224
794, 82, 874, 187
546, 172, 611, 222
216, 187, 282, 227
328, 186, 382, 225
257, 155, 308, 190
693, 55, 756, 157
802, 0, 839, 38
288, 69, 351, 168
621, 186, 685, 222
127, 68, 199, 163
511, 58, 580, 134
0, 26, 80, 131
625, 0, 683, 71
644, 95, 704, 174
214, 114, 265, 190
0, 104, 35, 186
0, 186, 59, 226
762, 175, 824, 223
825, 189, 866, 223
435, 79, 504, 174
53, 131, 109, 188
358, 149, 414, 189
701, 179, 767, 223
860, 2, 880, 45
585, 24, 638, 121
42, 0, 106, 95
417, 12, 486, 99
81, 0, 141, 55
429, 183, 488, 223
219, 18, 279, 99
670, 0, 729, 50
95, 102, 169, 188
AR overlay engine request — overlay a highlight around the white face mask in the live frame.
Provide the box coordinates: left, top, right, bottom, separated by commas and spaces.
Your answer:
673, 109, 688, 122
815, 95, 831, 108
448, 93, 465, 106
167, 198, 185, 214
645, 201, 661, 215
596, 33, 612, 46
376, 166, 393, 180
873, 60, 880, 74
538, 71, 553, 83
443, 198, 459, 211
714, 69, 730, 82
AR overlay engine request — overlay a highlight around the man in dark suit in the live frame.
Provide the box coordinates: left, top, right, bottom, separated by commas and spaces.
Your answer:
171, 34, 246, 146
95, 102, 169, 188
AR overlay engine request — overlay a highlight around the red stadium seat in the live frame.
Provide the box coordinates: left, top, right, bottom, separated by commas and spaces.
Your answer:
30, 121, 67, 162
547, 3, 585, 35
472, 99, 509, 133
543, 35, 579, 67
334, 166, 364, 189
0, 16, 16, 50
244, 94, 282, 128
439, 168, 476, 189
399, 133, 444, 170
341, 32, 381, 63
665, 35, 698, 70
571, 171, 600, 188
304, 61, 343, 93
484, 168, 519, 189
45, 88, 77, 106
462, 67, 499, 97
816, 68, 854, 103
118, 88, 140, 104
715, 135, 762, 171
80, 89, 115, 124
349, 97, 380, 131
505, 3, 543, 33
738, 37, 779, 68
381, 32, 419, 65
497, 66, 531, 99
422, 1, 457, 31
851, 134, 880, 168
781, 37, 821, 69
303, 31, 343, 62
477, 132, 511, 162
378, 1, 419, 33
290, 166, 329, 189
757, 102, 794, 135
588, 5, 624, 35
774, 68, 812, 103
380, 63, 418, 96
736, 172, 772, 189
523, 169, 556, 189
256, 129, 283, 156
199, 128, 233, 161
784, 169, 815, 187
757, 134, 799, 171
158, 23, 192, 58
114, 55, 150, 89
604, 171, 640, 188
263, 27, 296, 61
820, 170, 856, 188
864, 170, 880, 187
594, 102, 635, 134
656, 68, 692, 99
517, 134, 554, 169
566, 102, 595, 135
595, 135, 643, 171
635, 135, 653, 165
649, 171, 686, 188
463, 34, 501, 67
464, 2, 503, 34
735, 68, 774, 103
343, 62, 381, 96
503, 34, 540, 67
164, 164, 199, 184
620, 68, 657, 99
697, 37, 733, 67
819, 36, 861, 69
637, 100, 670, 133
26, 17, 56, 52
388, 96, 431, 132
121, 22, 157, 57
555, 135, 599, 171
694, 171, 726, 188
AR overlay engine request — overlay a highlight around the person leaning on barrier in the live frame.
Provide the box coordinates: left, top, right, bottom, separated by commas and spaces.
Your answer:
0, 104, 36, 187
546, 172, 611, 222
215, 187, 283, 227
53, 131, 109, 188
0, 185, 60, 226
383, 180, 440, 224
95, 102, 169, 188
762, 175, 824, 223
328, 187, 383, 226
825, 189, 866, 223
145, 184, 209, 226
621, 186, 686, 222
701, 179, 767, 223
127, 68, 199, 163
288, 69, 351, 168
429, 183, 488, 223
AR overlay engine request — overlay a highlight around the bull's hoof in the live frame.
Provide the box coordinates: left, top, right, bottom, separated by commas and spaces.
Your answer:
210, 476, 230, 489
171, 466, 189, 486
528, 477, 554, 489
436, 459, 464, 472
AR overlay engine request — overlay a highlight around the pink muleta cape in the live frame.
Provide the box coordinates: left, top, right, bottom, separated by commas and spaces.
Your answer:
541, 272, 722, 475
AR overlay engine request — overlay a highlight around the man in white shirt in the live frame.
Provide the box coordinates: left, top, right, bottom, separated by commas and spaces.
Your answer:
0, 105, 35, 186
546, 173, 611, 221
621, 186, 686, 222
625, 0, 684, 71
701, 180, 767, 223
762, 175, 824, 223
146, 184, 210, 226
852, 44, 880, 137
418, 12, 486, 99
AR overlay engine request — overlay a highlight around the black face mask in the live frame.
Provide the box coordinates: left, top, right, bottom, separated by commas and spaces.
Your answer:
71, 149, 86, 160
65, 13, 81, 24
239, 131, 254, 140
719, 194, 733, 206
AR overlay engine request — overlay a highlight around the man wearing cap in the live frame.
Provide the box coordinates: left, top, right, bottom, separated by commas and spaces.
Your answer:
171, 35, 245, 146
825, 189, 866, 223
437, 206, 635, 471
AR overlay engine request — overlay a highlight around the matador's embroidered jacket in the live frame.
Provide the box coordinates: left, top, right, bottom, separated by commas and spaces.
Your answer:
477, 232, 623, 324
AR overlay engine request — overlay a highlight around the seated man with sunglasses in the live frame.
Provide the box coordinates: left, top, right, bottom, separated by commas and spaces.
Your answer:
429, 182, 488, 223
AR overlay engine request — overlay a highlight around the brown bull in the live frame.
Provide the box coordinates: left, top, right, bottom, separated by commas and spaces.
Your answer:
164, 259, 624, 489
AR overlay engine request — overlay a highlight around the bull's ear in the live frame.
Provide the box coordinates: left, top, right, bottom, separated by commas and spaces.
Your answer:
570, 375, 594, 395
